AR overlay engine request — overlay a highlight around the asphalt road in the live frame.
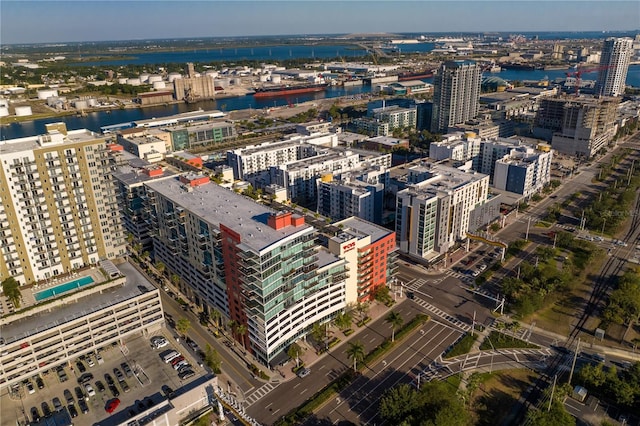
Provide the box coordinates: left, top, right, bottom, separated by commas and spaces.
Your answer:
247, 300, 429, 425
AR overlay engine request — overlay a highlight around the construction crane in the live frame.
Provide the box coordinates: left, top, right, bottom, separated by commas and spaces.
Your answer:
565, 64, 613, 96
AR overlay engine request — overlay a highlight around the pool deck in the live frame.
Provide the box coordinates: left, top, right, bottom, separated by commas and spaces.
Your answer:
21, 268, 105, 307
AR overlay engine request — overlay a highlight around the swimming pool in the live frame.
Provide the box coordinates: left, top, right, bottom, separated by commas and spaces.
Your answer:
34, 276, 95, 301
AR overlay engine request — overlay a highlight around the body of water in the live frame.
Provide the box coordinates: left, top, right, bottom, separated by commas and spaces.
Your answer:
4, 65, 639, 140
34, 276, 95, 301
2, 85, 373, 139
75, 44, 369, 67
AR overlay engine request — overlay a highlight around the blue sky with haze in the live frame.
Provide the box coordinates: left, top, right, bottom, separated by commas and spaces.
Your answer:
2, 1, 638, 44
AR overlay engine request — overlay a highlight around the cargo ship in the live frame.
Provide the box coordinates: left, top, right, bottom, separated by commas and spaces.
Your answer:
253, 83, 329, 98
397, 70, 434, 81
500, 63, 545, 71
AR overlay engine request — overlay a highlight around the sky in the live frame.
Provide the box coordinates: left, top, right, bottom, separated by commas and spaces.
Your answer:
1, 0, 639, 45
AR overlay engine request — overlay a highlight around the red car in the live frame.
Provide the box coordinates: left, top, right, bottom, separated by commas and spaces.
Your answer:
105, 398, 120, 414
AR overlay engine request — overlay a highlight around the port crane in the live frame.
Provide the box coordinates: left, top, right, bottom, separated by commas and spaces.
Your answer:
565, 64, 613, 96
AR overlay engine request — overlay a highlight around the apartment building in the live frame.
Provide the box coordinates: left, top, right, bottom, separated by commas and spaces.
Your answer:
164, 121, 237, 151
116, 132, 168, 163
144, 176, 349, 366
0, 270, 163, 391
493, 147, 553, 197
431, 60, 482, 133
396, 164, 490, 259
317, 178, 384, 224
227, 140, 317, 180
534, 96, 618, 157
371, 105, 417, 131
327, 217, 397, 303
596, 37, 634, 97
352, 117, 390, 137
0, 123, 126, 286
112, 155, 176, 254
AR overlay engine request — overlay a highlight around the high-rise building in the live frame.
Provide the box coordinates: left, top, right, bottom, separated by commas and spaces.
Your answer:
431, 60, 482, 133
144, 175, 349, 365
0, 124, 126, 285
396, 163, 489, 259
596, 37, 633, 97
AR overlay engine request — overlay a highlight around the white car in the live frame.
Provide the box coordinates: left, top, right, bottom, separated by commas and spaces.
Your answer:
478, 264, 487, 271
25, 381, 35, 395
593, 236, 604, 242
151, 336, 168, 349
472, 270, 481, 277
84, 384, 96, 397
86, 357, 95, 368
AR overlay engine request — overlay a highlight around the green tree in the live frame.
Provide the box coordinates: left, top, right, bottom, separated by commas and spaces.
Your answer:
385, 311, 404, 342
154, 261, 165, 276
211, 309, 222, 329
527, 401, 576, 426
311, 321, 326, 343
602, 270, 640, 343
287, 342, 303, 367
379, 383, 419, 424
346, 340, 365, 371
203, 344, 222, 374
2, 277, 22, 308
356, 302, 369, 319
334, 311, 353, 331
171, 274, 180, 287
235, 324, 248, 351
176, 318, 191, 338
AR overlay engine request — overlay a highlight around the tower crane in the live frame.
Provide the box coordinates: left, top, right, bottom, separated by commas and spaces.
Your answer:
565, 64, 613, 96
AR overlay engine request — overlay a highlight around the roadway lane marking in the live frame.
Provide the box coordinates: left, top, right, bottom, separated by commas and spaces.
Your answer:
370, 337, 376, 343
318, 364, 326, 370
271, 409, 280, 415
265, 402, 273, 409
301, 388, 308, 393
293, 383, 300, 389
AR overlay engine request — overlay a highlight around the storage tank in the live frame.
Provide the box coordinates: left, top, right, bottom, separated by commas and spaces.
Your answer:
0, 98, 8, 108
139, 73, 150, 83
205, 70, 219, 79
87, 98, 98, 107
0, 107, 9, 117
126, 78, 141, 86
259, 74, 269, 82
168, 73, 182, 83
148, 75, 162, 84
118, 78, 128, 84
73, 100, 88, 110
271, 74, 282, 84
37, 89, 58, 100
152, 81, 166, 90
214, 78, 230, 88
15, 106, 32, 116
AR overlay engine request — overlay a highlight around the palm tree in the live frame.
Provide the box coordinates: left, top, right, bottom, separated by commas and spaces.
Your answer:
236, 324, 248, 351
227, 320, 237, 343
176, 318, 191, 338
154, 261, 165, 277
171, 274, 180, 288
356, 302, 369, 320
334, 311, 353, 331
385, 311, 403, 342
211, 309, 222, 329
346, 341, 365, 372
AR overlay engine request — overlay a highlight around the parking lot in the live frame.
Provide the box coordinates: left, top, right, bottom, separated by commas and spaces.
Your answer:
1, 329, 204, 426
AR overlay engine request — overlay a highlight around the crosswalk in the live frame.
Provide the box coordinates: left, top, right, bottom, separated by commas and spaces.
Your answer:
244, 381, 278, 405
410, 295, 472, 332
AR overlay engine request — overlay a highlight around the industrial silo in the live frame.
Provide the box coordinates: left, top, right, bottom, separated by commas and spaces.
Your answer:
0, 107, 9, 117
37, 89, 58, 100
168, 73, 182, 83
126, 78, 141, 86
152, 81, 166, 90
148, 75, 163, 84
139, 73, 150, 83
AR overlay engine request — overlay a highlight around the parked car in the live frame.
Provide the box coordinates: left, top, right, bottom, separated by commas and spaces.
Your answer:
96, 353, 104, 365
56, 367, 68, 383
41, 402, 52, 417
178, 369, 195, 380
104, 373, 115, 386
35, 377, 45, 389
64, 389, 74, 405
95, 380, 106, 393
76, 361, 86, 373
78, 373, 93, 385
109, 385, 120, 398
52, 397, 63, 412
113, 368, 125, 383
84, 384, 96, 397
121, 380, 131, 393
74, 386, 84, 400
25, 380, 35, 395
78, 399, 89, 414
68, 403, 78, 418
30, 407, 40, 423
121, 362, 133, 378
86, 357, 95, 368
105, 398, 121, 413
151, 336, 168, 349
174, 360, 189, 370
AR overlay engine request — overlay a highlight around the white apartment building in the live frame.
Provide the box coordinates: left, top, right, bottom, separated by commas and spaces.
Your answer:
596, 37, 633, 97
144, 176, 348, 366
371, 105, 417, 131
396, 164, 490, 259
116, 133, 169, 163
431, 60, 482, 133
317, 179, 384, 224
429, 132, 482, 162
0, 123, 126, 286
493, 147, 553, 197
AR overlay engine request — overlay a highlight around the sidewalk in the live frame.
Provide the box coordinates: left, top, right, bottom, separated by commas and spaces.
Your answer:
273, 299, 398, 383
